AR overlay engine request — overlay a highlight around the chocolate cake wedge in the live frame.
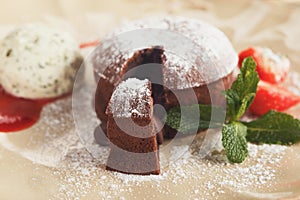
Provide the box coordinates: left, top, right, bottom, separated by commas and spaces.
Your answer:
105, 78, 160, 175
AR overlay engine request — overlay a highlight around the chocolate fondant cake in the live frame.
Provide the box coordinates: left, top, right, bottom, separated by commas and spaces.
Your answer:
93, 17, 239, 175
106, 78, 160, 175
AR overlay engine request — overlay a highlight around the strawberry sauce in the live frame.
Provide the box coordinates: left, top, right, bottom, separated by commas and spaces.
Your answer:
0, 86, 66, 132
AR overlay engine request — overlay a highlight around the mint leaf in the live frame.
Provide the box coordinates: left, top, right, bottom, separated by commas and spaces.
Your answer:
224, 57, 259, 121
223, 89, 239, 121
231, 57, 259, 99
165, 104, 225, 134
222, 122, 248, 163
236, 93, 256, 119
244, 110, 300, 145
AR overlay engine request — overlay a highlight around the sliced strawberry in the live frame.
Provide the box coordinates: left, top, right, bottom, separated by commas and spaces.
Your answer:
239, 47, 290, 84
250, 81, 300, 116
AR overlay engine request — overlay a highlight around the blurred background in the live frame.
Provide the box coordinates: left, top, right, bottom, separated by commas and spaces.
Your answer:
0, 0, 299, 51
0, 0, 298, 24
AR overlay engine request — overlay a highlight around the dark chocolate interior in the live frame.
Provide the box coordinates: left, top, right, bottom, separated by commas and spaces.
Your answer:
123, 47, 165, 108
121, 47, 167, 144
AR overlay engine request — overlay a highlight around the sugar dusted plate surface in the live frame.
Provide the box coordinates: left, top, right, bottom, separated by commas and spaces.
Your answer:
1, 0, 300, 199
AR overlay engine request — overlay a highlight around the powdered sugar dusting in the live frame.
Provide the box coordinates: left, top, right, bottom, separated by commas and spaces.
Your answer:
107, 78, 152, 118
0, 98, 80, 167
93, 16, 238, 90
285, 71, 300, 96
0, 84, 295, 200
163, 53, 204, 90
51, 138, 289, 199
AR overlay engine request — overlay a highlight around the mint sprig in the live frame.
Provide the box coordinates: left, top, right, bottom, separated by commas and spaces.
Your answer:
221, 57, 259, 162
245, 111, 300, 145
165, 57, 300, 164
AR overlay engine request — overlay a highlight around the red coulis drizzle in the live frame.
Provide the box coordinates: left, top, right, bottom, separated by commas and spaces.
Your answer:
0, 86, 67, 133
79, 40, 100, 49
